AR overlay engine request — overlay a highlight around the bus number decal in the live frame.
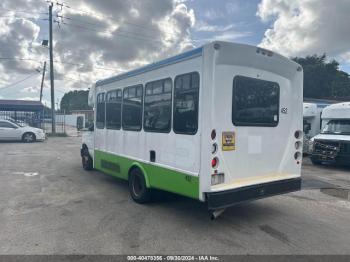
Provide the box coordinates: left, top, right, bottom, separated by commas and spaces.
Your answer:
222, 132, 235, 151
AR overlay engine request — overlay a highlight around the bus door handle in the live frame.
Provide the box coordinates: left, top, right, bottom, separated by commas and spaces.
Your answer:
150, 150, 156, 163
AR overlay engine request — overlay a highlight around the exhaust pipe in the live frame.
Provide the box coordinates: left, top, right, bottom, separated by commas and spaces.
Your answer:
210, 208, 226, 220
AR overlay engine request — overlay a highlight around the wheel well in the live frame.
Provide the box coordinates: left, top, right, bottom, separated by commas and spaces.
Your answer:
128, 164, 150, 188
22, 132, 36, 139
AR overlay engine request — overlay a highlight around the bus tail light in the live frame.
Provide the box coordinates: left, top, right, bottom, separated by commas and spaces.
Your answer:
211, 157, 219, 168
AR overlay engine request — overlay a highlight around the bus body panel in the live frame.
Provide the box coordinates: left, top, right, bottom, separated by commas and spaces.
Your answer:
86, 41, 303, 206
199, 42, 303, 198
93, 53, 203, 199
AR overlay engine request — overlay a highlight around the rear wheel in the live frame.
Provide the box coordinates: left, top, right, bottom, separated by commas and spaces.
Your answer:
128, 168, 151, 204
22, 132, 36, 143
81, 147, 93, 171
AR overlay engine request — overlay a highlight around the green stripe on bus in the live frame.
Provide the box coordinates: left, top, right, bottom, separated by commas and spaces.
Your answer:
94, 150, 199, 199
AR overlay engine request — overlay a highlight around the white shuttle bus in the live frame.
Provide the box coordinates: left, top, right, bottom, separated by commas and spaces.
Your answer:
81, 41, 303, 217
303, 102, 322, 153
310, 102, 350, 166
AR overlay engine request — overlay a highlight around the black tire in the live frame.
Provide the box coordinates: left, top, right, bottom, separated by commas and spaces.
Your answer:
81, 147, 93, 171
311, 157, 322, 165
22, 132, 36, 143
128, 168, 151, 204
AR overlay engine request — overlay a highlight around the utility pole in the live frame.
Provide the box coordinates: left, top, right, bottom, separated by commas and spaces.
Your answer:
39, 61, 46, 102
49, 3, 56, 134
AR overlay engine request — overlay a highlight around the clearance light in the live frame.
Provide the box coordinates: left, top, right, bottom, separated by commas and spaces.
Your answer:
211, 157, 219, 168
294, 130, 302, 139
295, 141, 302, 150
211, 143, 218, 154
211, 129, 216, 140
294, 152, 302, 161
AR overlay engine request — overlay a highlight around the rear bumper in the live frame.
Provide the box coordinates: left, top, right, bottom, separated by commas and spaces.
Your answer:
206, 178, 301, 210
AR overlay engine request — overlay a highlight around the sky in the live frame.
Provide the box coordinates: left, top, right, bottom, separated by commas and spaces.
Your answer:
0, 0, 350, 108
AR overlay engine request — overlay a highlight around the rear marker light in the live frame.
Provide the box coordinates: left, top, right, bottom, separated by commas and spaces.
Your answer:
295, 141, 302, 150
211, 129, 216, 140
294, 130, 302, 139
211, 143, 218, 154
211, 157, 219, 168
294, 152, 302, 161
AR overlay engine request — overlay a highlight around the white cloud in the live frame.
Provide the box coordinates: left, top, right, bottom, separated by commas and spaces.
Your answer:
0, 0, 196, 96
194, 20, 235, 32
21, 86, 39, 93
257, 0, 350, 64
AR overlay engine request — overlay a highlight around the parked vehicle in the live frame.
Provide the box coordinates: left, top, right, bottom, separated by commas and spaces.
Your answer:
303, 103, 322, 153
310, 102, 350, 166
0, 119, 45, 142
81, 41, 303, 218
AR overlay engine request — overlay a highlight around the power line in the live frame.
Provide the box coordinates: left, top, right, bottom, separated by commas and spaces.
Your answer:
57, 15, 169, 43
0, 57, 43, 65
58, 21, 166, 44
53, 59, 124, 72
0, 7, 47, 15
0, 72, 40, 92
0, 15, 47, 20
0, 57, 123, 72
55, 2, 161, 34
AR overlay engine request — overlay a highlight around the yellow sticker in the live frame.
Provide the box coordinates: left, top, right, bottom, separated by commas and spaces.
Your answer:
222, 132, 235, 151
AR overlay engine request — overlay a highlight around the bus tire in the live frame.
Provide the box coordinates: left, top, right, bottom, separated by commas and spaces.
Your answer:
128, 168, 151, 204
81, 147, 93, 171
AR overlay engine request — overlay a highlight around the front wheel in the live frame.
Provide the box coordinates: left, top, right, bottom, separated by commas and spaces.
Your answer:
81, 147, 93, 171
128, 168, 151, 204
22, 132, 36, 143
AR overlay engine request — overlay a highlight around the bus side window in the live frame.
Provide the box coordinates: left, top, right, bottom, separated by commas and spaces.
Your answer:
106, 90, 122, 130
122, 85, 143, 131
96, 93, 105, 129
173, 72, 199, 135
144, 78, 172, 133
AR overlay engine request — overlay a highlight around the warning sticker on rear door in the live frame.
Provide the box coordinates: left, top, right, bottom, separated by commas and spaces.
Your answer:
222, 132, 235, 151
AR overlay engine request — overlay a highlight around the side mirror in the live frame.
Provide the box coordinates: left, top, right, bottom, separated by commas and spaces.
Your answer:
303, 123, 311, 134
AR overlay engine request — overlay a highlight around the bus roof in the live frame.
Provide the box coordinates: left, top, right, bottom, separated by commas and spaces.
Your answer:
322, 102, 350, 119
96, 46, 203, 87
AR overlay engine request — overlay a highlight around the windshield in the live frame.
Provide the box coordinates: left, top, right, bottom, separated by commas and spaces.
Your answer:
321, 119, 350, 135
6, 119, 21, 127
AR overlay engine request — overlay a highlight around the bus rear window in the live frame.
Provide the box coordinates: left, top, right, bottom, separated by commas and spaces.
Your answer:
232, 76, 279, 127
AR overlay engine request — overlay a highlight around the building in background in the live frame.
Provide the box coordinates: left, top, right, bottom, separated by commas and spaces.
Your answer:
0, 100, 44, 128
71, 109, 94, 127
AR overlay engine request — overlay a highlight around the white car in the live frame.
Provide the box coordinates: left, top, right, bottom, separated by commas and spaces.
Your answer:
0, 119, 46, 142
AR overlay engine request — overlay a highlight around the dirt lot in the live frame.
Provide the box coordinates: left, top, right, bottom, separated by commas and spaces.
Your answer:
0, 137, 349, 255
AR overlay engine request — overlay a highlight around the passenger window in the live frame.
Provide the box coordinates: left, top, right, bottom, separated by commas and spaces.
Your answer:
122, 85, 143, 131
106, 90, 122, 129
173, 72, 200, 134
144, 78, 172, 133
96, 93, 105, 129
232, 76, 279, 127
0, 121, 16, 128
